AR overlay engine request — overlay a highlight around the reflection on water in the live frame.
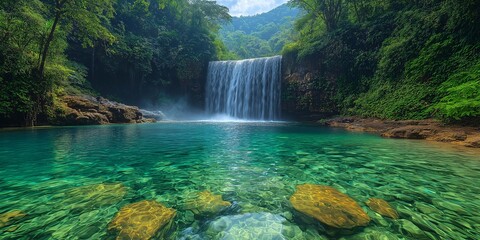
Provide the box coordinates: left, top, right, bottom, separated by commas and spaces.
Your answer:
0, 122, 479, 239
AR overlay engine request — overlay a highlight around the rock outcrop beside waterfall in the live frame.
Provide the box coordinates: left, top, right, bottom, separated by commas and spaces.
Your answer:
55, 95, 157, 125
281, 55, 339, 120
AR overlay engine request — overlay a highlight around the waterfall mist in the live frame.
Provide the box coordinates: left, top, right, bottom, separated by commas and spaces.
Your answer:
206, 56, 282, 121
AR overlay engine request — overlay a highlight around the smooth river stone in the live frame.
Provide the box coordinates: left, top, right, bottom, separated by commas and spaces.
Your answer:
290, 184, 370, 229
184, 191, 231, 216
366, 198, 399, 219
108, 200, 176, 240
205, 212, 303, 240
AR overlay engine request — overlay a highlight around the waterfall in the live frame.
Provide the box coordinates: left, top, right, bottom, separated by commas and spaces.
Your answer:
206, 56, 282, 120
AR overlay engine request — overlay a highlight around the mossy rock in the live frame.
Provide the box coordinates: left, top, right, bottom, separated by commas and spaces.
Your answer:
290, 184, 370, 229
108, 200, 176, 240
184, 191, 231, 216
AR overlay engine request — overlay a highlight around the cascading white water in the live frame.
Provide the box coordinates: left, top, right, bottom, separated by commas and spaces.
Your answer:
206, 56, 282, 120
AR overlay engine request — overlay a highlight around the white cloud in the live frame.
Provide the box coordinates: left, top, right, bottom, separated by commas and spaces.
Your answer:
217, 0, 289, 16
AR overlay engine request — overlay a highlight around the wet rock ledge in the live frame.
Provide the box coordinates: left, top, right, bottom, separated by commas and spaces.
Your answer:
323, 117, 480, 148
56, 95, 157, 125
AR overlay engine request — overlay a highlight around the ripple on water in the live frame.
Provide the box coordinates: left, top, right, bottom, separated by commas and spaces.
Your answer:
0, 122, 479, 239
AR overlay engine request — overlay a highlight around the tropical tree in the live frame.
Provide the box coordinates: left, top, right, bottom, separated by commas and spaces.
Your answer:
1, 0, 48, 125
1, 0, 235, 126
32, 0, 116, 126
290, 0, 345, 31
38, 0, 116, 79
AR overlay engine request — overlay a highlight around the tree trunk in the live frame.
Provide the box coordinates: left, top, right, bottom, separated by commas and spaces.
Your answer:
38, 11, 61, 79
30, 0, 65, 126
24, 112, 35, 127
91, 43, 96, 83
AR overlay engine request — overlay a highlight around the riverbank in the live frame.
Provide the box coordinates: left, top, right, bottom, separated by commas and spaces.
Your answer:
54, 95, 158, 126
0, 95, 168, 128
322, 117, 480, 149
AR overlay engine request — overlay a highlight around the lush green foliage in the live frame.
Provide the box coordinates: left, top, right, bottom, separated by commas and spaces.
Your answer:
70, 0, 231, 106
286, 0, 480, 121
219, 4, 299, 59
432, 61, 480, 120
0, 0, 116, 125
3, 0, 479, 125
0, 0, 232, 126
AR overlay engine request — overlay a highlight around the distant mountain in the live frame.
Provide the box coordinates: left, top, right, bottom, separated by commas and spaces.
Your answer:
219, 4, 300, 59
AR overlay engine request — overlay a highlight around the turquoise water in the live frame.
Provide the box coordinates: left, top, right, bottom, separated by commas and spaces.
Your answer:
0, 122, 479, 239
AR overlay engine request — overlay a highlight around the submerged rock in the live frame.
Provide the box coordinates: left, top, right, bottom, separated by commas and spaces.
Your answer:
205, 212, 303, 240
184, 191, 231, 216
290, 184, 370, 229
0, 210, 27, 228
431, 199, 467, 214
365, 198, 399, 219
62, 183, 127, 209
108, 200, 176, 240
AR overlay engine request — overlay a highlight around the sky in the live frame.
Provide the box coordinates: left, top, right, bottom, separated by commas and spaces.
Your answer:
217, 0, 289, 17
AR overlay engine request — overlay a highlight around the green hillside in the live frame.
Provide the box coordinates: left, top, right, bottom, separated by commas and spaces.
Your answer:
219, 4, 300, 59
284, 0, 480, 122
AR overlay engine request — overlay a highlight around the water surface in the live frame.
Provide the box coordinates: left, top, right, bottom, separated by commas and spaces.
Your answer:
0, 122, 479, 239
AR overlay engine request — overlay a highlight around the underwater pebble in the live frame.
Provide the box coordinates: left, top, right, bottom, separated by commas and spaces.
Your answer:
368, 211, 389, 227
340, 227, 400, 240
423, 231, 439, 240
78, 210, 99, 222
303, 228, 329, 240
392, 194, 415, 202
77, 225, 101, 239
295, 150, 310, 156
432, 199, 467, 214
183, 210, 195, 223
281, 211, 293, 221
396, 204, 415, 218
452, 219, 472, 229
414, 202, 442, 215
50, 223, 75, 239
396, 219, 427, 239
409, 212, 436, 232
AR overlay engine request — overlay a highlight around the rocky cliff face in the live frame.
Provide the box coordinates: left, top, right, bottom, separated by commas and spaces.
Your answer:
55, 96, 156, 125
281, 54, 339, 120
